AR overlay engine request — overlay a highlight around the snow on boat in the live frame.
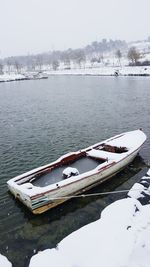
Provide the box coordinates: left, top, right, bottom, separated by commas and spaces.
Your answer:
7, 129, 146, 214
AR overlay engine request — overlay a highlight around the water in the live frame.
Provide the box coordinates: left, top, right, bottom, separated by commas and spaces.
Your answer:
0, 76, 150, 266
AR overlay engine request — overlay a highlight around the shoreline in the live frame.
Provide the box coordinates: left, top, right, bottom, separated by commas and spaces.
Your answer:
0, 73, 48, 83
0, 66, 150, 83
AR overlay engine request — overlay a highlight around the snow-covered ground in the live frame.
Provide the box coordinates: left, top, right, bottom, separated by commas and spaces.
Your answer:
29, 169, 150, 267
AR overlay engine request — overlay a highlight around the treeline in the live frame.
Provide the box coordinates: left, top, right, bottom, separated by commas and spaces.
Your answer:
0, 39, 127, 72
1, 37, 150, 74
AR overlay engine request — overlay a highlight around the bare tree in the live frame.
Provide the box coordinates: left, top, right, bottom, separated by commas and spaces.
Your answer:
91, 57, 97, 67
14, 61, 22, 73
7, 60, 13, 74
100, 54, 104, 64
115, 49, 122, 66
73, 49, 86, 68
127, 47, 140, 65
52, 60, 59, 70
48, 55, 52, 70
64, 58, 71, 69
90, 57, 101, 67
36, 55, 43, 71
0, 63, 4, 74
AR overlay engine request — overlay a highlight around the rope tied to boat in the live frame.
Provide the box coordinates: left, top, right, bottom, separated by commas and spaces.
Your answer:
49, 188, 146, 200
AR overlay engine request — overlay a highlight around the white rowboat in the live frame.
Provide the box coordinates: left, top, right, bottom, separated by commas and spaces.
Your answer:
7, 129, 146, 214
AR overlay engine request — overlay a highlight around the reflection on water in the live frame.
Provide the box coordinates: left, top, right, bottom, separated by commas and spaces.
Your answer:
0, 76, 150, 267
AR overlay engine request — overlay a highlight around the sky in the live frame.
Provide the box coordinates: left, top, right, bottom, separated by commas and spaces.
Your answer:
0, 0, 150, 57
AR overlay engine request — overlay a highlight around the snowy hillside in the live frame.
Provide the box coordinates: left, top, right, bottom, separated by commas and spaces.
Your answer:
1, 38, 150, 77
128, 40, 150, 62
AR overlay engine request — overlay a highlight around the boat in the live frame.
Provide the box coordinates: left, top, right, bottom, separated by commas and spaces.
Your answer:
24, 72, 48, 80
32, 72, 48, 80
7, 129, 146, 214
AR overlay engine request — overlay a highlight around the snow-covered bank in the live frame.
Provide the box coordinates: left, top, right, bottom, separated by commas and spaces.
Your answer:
0, 254, 12, 267
47, 66, 150, 76
29, 169, 150, 267
0, 72, 48, 82
0, 73, 26, 82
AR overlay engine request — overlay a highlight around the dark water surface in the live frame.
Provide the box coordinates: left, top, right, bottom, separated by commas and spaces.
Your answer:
0, 76, 150, 266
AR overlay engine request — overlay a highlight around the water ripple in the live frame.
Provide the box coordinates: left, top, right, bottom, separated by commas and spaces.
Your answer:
0, 76, 150, 266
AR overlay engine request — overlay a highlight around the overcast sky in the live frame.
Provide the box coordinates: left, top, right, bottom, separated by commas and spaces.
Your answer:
0, 0, 150, 57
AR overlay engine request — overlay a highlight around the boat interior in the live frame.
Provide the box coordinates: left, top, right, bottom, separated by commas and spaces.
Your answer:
16, 144, 128, 188
31, 152, 105, 187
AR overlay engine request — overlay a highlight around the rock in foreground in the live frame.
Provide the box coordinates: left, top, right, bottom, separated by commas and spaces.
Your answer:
29, 196, 150, 267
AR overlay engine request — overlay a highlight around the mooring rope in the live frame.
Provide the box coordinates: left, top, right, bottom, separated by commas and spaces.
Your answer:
49, 188, 145, 200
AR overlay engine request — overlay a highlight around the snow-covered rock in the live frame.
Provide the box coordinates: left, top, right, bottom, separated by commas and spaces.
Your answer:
0, 254, 12, 267
147, 169, 150, 176
128, 183, 146, 199
128, 171, 150, 205
29, 197, 150, 267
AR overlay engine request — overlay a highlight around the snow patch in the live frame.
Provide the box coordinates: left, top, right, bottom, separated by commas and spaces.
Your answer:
147, 169, 150, 176
63, 167, 79, 178
128, 183, 145, 199
0, 254, 12, 267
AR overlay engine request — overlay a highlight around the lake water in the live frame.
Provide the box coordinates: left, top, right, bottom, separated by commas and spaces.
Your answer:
0, 76, 150, 267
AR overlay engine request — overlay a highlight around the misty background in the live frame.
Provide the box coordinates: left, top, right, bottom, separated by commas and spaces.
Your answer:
0, 0, 150, 57
0, 0, 150, 74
